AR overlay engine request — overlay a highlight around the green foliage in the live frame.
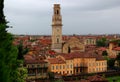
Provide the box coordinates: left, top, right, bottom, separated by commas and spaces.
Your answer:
102, 50, 108, 56
107, 58, 115, 67
116, 53, 120, 60
0, 1, 27, 82
0, 23, 18, 82
17, 41, 29, 60
96, 38, 108, 47
54, 79, 63, 82
48, 72, 55, 81
0, 0, 6, 23
107, 76, 120, 82
115, 53, 120, 67
11, 67, 28, 82
111, 40, 120, 47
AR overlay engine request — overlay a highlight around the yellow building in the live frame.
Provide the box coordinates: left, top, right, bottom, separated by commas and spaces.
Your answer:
49, 4, 107, 76
47, 55, 74, 76
57, 54, 74, 75
48, 57, 66, 75
47, 52, 107, 75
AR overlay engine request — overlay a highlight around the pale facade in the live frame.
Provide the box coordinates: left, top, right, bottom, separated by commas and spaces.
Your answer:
63, 37, 85, 53
51, 4, 85, 53
51, 4, 62, 53
84, 38, 96, 45
48, 57, 74, 75
108, 42, 119, 57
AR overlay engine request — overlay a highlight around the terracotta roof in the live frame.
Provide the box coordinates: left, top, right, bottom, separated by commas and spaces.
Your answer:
113, 47, 120, 51
60, 53, 73, 60
97, 47, 106, 51
69, 52, 96, 59
48, 58, 66, 64
47, 50, 56, 55
60, 51, 105, 61
71, 47, 80, 50
25, 60, 47, 64
87, 75, 108, 82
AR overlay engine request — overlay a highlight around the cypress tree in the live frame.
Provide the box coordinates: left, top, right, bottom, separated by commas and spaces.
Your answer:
0, 0, 18, 82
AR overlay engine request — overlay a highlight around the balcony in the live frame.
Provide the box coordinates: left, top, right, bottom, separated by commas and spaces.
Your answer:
74, 63, 88, 68
27, 64, 48, 69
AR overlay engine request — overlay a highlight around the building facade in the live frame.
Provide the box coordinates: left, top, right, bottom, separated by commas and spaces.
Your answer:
51, 4, 62, 53
25, 59, 48, 80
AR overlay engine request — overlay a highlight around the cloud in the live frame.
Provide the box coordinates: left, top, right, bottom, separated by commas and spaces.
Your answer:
4, 0, 120, 34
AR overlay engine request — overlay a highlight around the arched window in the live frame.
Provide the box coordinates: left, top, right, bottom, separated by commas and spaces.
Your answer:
57, 38, 59, 43
68, 46, 71, 53
57, 10, 59, 14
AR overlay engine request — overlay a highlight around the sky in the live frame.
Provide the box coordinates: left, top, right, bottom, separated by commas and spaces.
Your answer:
4, 0, 120, 35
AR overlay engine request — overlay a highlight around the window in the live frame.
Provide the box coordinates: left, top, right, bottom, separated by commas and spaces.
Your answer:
70, 64, 72, 69
87, 39, 89, 44
96, 63, 98, 66
63, 65, 65, 69
60, 65, 62, 69
67, 71, 69, 74
67, 65, 69, 69
89, 63, 91, 66
52, 66, 54, 70
32, 65, 34, 68
96, 68, 98, 71
56, 66, 58, 69
99, 62, 101, 66
27, 65, 30, 68
99, 68, 101, 71
37, 65, 40, 68
57, 10, 59, 14
57, 29, 59, 32
57, 38, 59, 43
89, 68, 91, 72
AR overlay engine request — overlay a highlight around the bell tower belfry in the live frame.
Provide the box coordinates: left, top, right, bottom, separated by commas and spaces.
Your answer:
51, 4, 62, 53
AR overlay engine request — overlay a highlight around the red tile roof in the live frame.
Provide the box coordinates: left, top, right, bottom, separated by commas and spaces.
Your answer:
97, 47, 106, 51
113, 47, 120, 51
71, 47, 80, 50
87, 75, 108, 82
60, 51, 105, 60
48, 58, 66, 64
25, 60, 47, 64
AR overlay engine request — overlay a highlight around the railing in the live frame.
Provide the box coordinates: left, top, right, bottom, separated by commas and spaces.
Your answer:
28, 73, 36, 76
28, 65, 48, 68
74, 63, 88, 68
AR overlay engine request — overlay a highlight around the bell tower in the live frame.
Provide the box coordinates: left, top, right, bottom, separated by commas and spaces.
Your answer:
51, 4, 62, 53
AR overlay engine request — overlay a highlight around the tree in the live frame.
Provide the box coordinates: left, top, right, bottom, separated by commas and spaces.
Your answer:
96, 38, 108, 47
0, 1, 27, 82
102, 50, 108, 56
17, 41, 29, 60
48, 72, 55, 82
115, 53, 120, 67
0, 0, 18, 81
107, 58, 115, 67
11, 67, 28, 82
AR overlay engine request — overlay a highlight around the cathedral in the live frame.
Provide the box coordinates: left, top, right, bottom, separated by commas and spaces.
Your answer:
51, 4, 85, 53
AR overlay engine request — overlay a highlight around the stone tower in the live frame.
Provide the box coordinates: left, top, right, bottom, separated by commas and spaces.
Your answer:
51, 4, 62, 53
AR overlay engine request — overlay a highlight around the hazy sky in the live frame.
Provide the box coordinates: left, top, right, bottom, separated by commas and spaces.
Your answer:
4, 0, 120, 35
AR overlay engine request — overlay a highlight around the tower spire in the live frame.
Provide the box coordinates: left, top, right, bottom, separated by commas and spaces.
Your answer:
51, 4, 62, 53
